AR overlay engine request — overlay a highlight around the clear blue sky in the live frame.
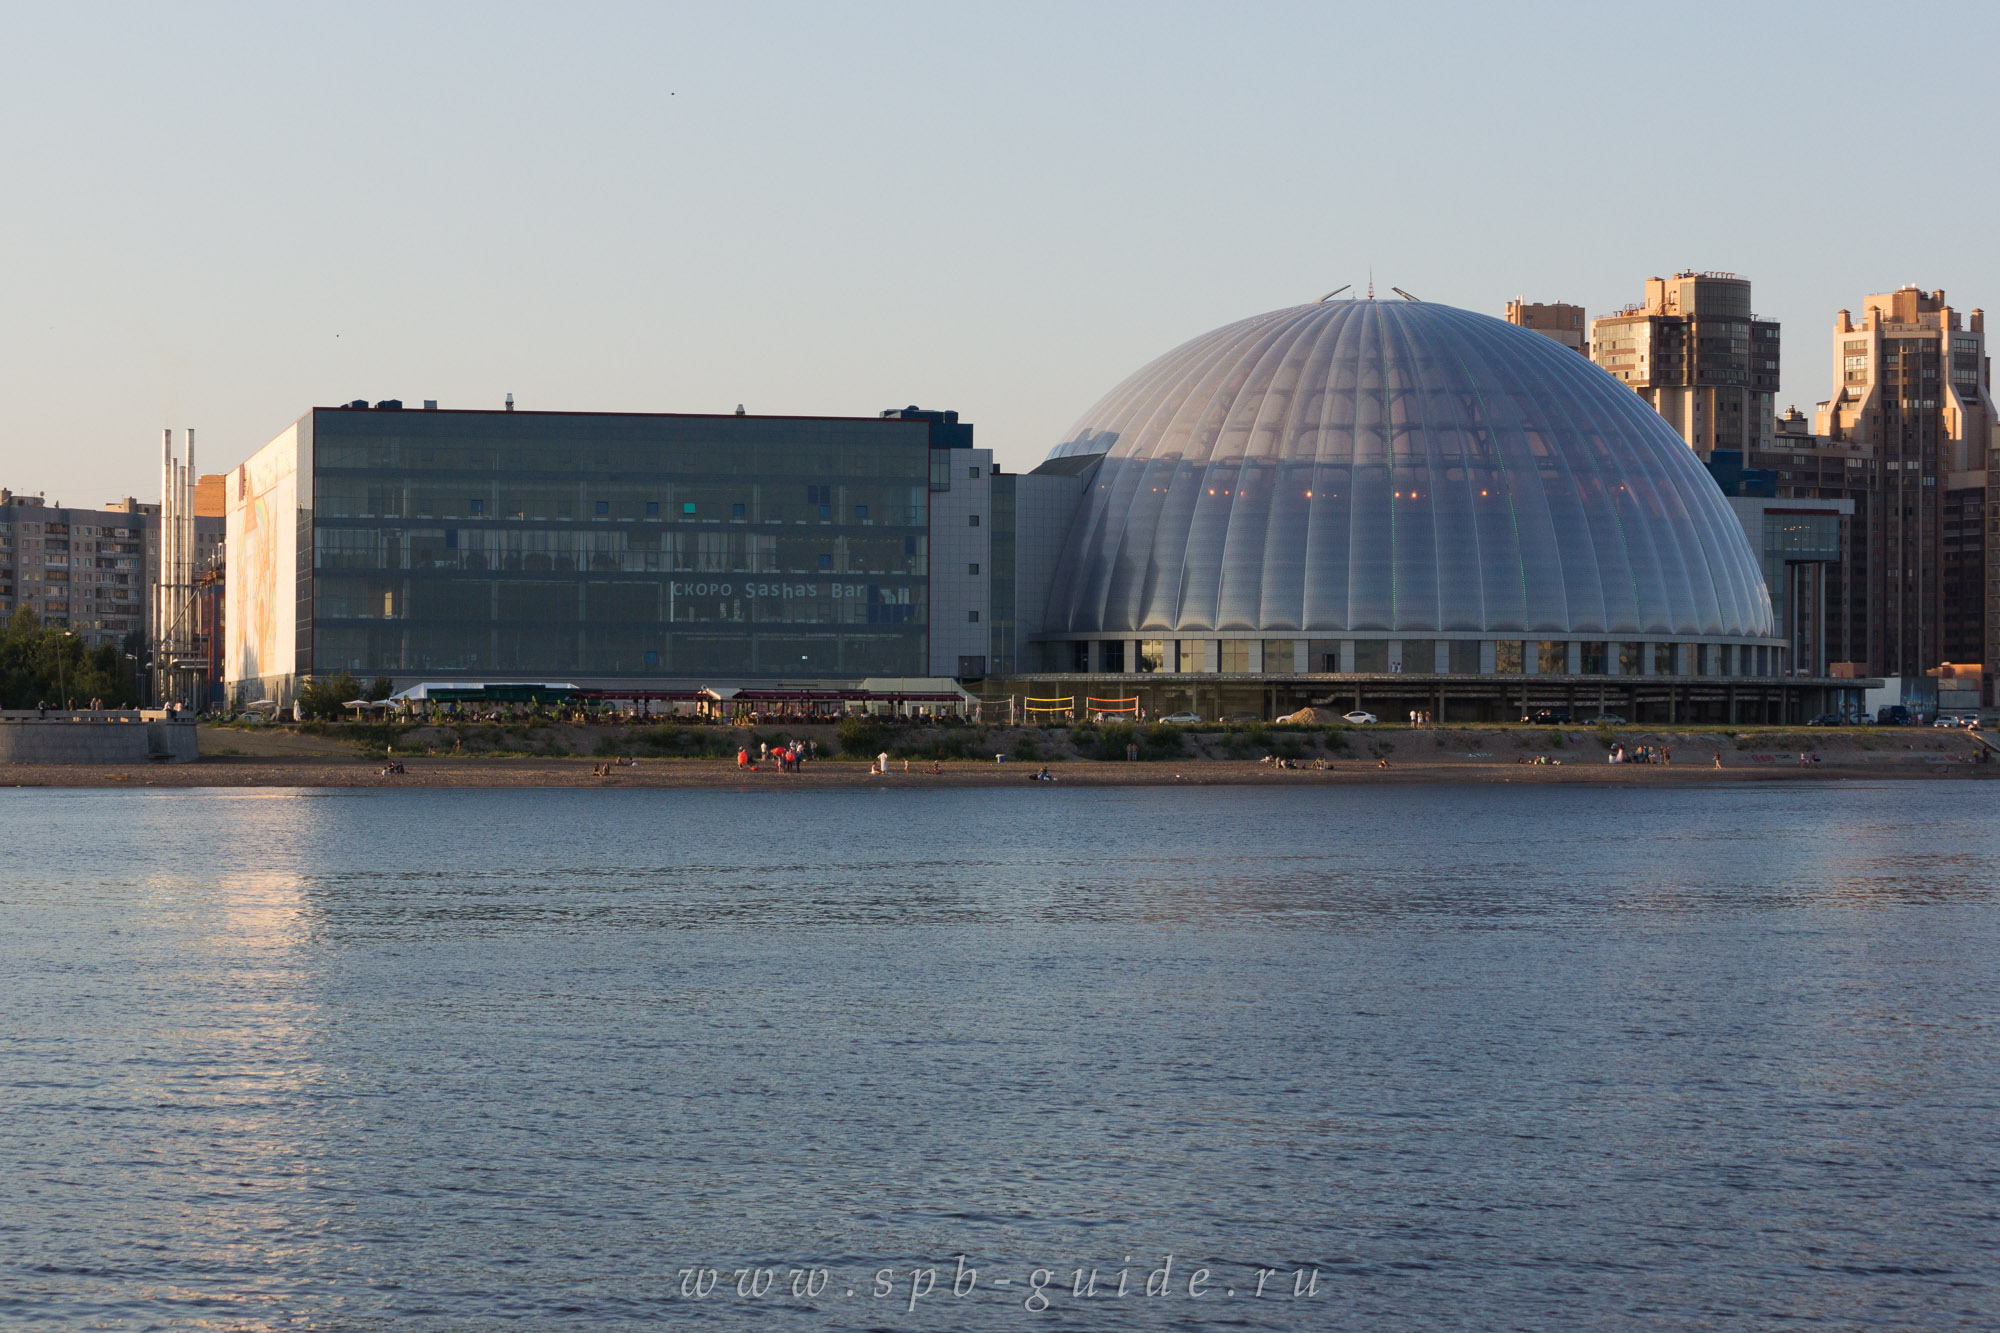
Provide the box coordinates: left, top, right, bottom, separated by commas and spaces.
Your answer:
3, 1, 1995, 504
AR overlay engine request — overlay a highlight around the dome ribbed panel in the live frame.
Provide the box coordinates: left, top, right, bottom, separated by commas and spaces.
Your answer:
1041, 301, 1775, 641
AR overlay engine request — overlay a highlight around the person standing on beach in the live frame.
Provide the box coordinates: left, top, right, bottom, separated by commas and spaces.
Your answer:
878, 751, 889, 775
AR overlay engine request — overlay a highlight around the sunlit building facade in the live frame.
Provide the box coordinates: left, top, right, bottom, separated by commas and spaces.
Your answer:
225, 405, 973, 702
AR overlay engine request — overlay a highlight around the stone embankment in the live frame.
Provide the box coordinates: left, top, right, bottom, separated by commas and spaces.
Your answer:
0, 710, 199, 764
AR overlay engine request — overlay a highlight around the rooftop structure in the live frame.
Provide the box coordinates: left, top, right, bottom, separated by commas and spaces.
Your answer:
1504, 299, 1587, 354
1590, 272, 1780, 458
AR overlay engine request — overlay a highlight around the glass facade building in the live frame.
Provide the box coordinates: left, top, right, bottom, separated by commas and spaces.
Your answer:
1040, 299, 1780, 670
227, 407, 943, 697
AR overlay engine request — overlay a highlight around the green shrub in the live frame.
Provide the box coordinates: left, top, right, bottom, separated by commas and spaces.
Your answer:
1547, 729, 1565, 748
634, 724, 684, 754
294, 671, 361, 720
837, 715, 887, 757
892, 731, 975, 761
1596, 726, 1615, 748
1012, 733, 1041, 761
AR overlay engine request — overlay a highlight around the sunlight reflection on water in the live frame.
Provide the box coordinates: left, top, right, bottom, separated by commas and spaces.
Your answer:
2, 784, 1996, 1330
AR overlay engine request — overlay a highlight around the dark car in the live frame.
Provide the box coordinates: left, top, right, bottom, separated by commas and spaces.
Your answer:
1521, 707, 1571, 725
1807, 713, 1844, 727
1877, 705, 1912, 727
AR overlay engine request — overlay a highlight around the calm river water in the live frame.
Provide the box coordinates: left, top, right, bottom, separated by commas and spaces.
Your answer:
2, 783, 1996, 1330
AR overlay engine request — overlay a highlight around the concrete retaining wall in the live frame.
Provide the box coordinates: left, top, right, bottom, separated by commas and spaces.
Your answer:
0, 711, 200, 764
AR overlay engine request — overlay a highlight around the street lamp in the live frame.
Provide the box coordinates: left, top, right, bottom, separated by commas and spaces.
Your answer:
56, 630, 74, 710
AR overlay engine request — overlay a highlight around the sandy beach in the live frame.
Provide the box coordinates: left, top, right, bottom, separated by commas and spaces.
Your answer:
7, 741, 1993, 790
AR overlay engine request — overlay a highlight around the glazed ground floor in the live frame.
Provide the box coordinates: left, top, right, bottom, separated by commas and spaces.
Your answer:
986, 673, 1879, 727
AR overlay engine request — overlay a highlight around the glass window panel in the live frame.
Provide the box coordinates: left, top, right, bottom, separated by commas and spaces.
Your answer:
298, 411, 933, 680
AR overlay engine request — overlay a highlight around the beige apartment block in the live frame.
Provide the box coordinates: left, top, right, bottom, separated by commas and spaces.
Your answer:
1590, 272, 1780, 458
1504, 299, 1586, 354
1813, 287, 1994, 689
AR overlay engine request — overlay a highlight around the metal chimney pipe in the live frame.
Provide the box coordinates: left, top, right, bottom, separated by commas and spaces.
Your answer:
183, 428, 195, 608
158, 429, 172, 675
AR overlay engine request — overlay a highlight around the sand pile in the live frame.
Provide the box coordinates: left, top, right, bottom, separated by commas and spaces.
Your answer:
1278, 706, 1346, 725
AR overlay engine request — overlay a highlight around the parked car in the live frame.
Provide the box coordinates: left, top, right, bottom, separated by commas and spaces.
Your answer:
1341, 711, 1378, 725
1877, 705, 1912, 726
1159, 712, 1203, 725
1806, 713, 1845, 727
1219, 712, 1263, 723
1521, 707, 1572, 725
1584, 713, 1626, 725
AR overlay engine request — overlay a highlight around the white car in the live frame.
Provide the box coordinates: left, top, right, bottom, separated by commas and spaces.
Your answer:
1159, 712, 1203, 725
1342, 711, 1377, 725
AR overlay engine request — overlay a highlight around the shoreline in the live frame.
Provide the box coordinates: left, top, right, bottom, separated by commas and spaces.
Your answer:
4, 754, 1992, 789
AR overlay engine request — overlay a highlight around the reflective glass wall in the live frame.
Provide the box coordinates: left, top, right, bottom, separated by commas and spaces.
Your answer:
308, 409, 933, 679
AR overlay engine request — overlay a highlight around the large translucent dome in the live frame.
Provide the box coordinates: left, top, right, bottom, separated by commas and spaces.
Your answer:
1042, 299, 1775, 641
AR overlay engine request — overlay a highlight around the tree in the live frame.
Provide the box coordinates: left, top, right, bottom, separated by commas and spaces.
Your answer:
0, 611, 138, 709
294, 671, 362, 720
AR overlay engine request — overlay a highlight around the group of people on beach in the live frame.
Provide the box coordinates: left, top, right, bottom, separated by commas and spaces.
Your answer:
1607, 744, 1669, 765
739, 740, 812, 773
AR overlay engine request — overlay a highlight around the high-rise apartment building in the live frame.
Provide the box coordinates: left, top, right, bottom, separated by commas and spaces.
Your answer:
0, 488, 223, 651
1813, 287, 1993, 686
1590, 272, 1780, 458
1504, 299, 1586, 353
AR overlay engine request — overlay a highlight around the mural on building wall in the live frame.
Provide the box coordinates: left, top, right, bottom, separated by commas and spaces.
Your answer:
224, 424, 296, 689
